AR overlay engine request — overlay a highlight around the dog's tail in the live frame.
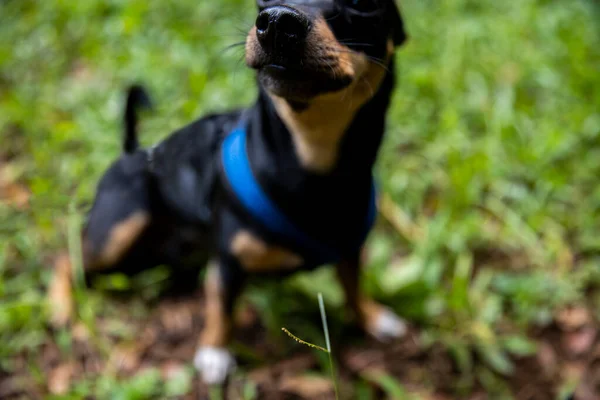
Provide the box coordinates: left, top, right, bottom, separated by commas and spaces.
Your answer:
123, 84, 152, 153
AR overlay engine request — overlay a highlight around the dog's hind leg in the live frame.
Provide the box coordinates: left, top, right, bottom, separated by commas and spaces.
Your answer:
49, 85, 155, 327
48, 208, 152, 327
49, 209, 153, 327
49, 152, 155, 327
335, 254, 407, 341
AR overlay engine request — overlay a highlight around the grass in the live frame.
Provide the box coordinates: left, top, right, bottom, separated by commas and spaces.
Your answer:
1, 0, 599, 398
281, 293, 339, 400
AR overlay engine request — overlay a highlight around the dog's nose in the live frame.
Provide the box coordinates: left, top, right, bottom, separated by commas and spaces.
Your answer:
255, 6, 312, 50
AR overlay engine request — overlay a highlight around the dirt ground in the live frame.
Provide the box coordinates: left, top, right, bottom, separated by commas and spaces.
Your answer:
1, 289, 598, 400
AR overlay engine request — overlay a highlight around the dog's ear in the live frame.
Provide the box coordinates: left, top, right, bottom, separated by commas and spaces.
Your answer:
389, 0, 407, 46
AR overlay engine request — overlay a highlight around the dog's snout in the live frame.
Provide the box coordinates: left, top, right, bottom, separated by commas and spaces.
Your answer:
255, 6, 312, 50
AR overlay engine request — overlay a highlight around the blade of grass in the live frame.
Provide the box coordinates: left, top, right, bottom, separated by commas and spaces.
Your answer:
318, 293, 339, 400
318, 293, 331, 353
281, 293, 339, 400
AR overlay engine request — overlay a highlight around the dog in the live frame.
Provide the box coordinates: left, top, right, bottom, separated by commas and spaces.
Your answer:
49, 0, 409, 385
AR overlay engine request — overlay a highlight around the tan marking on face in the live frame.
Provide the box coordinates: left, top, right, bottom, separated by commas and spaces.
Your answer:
270, 35, 395, 173
245, 26, 260, 67
199, 262, 231, 347
230, 230, 303, 271
308, 18, 370, 79
85, 211, 149, 270
246, 17, 371, 83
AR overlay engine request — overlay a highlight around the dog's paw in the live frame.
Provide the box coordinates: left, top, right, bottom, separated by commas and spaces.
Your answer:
368, 307, 407, 342
194, 346, 236, 385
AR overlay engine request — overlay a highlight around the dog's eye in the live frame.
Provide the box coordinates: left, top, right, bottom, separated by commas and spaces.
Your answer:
345, 0, 378, 13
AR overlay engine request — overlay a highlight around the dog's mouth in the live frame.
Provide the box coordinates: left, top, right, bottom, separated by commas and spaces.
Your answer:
255, 61, 353, 101
245, 6, 363, 101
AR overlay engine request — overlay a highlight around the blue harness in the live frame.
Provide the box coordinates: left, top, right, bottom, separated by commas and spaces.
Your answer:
220, 123, 377, 265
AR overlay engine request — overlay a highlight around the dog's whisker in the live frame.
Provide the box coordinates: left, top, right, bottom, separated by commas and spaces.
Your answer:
366, 58, 390, 72
360, 74, 375, 98
206, 33, 248, 40
204, 42, 247, 71
329, 49, 391, 73
337, 41, 375, 48
324, 11, 343, 21
319, 58, 339, 80
329, 47, 386, 61
234, 53, 247, 73
222, 41, 247, 52
234, 26, 252, 37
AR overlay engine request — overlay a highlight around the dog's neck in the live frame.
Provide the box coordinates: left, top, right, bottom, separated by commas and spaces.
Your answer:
269, 95, 354, 173
267, 59, 394, 174
251, 60, 395, 180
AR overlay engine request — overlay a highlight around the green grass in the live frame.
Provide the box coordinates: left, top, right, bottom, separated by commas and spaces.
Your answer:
281, 293, 339, 399
1, 0, 599, 398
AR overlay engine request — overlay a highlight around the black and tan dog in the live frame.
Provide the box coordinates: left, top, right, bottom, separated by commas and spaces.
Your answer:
50, 0, 408, 385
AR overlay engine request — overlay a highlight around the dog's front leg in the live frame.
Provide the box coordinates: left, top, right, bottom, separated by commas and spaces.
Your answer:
194, 259, 243, 385
335, 255, 407, 341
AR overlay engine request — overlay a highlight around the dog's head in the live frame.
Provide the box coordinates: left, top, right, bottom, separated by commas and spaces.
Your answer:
245, 0, 407, 102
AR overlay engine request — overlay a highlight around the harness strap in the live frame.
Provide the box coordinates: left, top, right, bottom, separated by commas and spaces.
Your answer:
221, 124, 377, 264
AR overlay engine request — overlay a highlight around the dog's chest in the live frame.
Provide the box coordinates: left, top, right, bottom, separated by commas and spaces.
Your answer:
218, 186, 373, 274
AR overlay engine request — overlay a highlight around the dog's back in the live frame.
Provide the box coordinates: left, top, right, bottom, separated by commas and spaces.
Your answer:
81, 89, 240, 281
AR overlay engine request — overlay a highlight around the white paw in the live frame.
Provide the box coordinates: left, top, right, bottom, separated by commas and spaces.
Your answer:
371, 308, 407, 341
194, 346, 236, 385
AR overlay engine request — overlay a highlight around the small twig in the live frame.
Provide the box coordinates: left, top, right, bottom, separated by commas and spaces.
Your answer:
281, 328, 328, 353
281, 294, 340, 400
378, 193, 423, 242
